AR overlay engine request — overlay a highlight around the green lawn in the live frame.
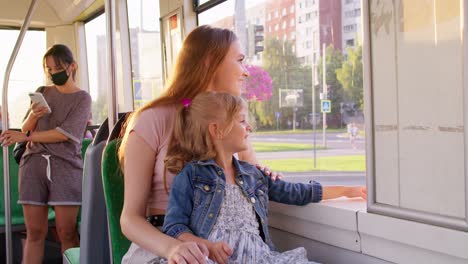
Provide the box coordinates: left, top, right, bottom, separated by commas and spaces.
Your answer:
252, 142, 326, 152
253, 128, 346, 135
261, 155, 365, 172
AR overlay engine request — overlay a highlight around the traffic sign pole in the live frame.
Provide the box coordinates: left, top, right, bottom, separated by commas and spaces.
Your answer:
322, 43, 327, 148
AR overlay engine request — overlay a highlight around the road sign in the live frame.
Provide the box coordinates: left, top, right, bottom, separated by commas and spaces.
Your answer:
133, 80, 142, 100
275, 111, 281, 118
321, 100, 331, 113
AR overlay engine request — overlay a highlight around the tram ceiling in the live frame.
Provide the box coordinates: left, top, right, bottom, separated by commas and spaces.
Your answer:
0, 0, 103, 28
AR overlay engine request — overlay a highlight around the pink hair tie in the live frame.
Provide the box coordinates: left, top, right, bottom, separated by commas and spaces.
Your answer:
181, 98, 191, 108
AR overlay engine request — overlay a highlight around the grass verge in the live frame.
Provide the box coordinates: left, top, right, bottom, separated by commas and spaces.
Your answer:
252, 142, 326, 152
253, 128, 347, 135
260, 155, 365, 172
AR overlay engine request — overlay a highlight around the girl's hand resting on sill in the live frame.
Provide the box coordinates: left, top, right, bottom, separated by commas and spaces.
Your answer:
323, 186, 367, 200
347, 186, 367, 200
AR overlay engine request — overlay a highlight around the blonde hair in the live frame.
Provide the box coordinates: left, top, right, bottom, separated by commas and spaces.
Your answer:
165, 92, 246, 175
118, 25, 237, 166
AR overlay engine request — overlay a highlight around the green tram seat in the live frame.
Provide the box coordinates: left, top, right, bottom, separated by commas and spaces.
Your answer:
62, 247, 80, 264
76, 138, 93, 227
64, 113, 129, 264
0, 145, 30, 231
71, 120, 113, 264
102, 139, 131, 264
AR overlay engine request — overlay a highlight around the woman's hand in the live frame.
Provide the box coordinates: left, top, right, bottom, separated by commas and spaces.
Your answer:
167, 241, 209, 264
0, 130, 27, 146
256, 164, 283, 181
206, 241, 233, 264
29, 102, 49, 120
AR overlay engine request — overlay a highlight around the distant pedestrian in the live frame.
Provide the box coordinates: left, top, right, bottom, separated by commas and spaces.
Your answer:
348, 123, 359, 149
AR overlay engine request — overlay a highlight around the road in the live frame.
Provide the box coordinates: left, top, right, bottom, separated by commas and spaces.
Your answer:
250, 131, 366, 186
250, 131, 365, 157
250, 131, 365, 150
279, 171, 366, 186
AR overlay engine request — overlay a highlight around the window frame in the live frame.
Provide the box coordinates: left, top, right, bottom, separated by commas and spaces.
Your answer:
362, 0, 468, 232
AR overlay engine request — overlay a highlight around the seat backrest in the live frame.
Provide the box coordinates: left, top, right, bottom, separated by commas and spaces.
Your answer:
81, 139, 92, 158
107, 112, 131, 143
93, 113, 128, 147
79, 141, 110, 264
75, 138, 93, 227
102, 139, 130, 264
79, 113, 130, 264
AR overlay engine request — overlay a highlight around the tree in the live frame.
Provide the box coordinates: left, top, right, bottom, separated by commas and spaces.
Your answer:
251, 37, 313, 130
243, 65, 273, 101
253, 38, 295, 128
317, 44, 345, 127
336, 45, 363, 109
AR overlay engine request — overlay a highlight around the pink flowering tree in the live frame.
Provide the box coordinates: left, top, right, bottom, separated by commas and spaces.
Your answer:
243, 65, 273, 102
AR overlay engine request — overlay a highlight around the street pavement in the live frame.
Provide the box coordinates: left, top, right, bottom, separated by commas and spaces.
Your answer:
250, 131, 366, 186
255, 149, 365, 160
279, 171, 366, 186
250, 131, 365, 149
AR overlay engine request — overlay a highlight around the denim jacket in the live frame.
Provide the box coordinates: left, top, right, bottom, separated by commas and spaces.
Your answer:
163, 158, 322, 250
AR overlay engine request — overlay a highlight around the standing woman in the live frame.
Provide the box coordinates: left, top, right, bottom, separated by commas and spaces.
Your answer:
119, 25, 272, 264
0, 44, 92, 264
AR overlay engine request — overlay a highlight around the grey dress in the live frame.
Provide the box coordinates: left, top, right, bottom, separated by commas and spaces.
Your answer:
148, 184, 317, 264
205, 184, 316, 264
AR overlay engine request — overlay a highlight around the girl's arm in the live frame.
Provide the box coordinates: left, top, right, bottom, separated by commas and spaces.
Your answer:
267, 178, 323, 205
267, 173, 366, 205
120, 133, 207, 262
163, 164, 197, 237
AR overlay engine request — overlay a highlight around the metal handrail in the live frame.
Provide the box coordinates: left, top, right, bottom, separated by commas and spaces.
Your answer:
1, 0, 39, 263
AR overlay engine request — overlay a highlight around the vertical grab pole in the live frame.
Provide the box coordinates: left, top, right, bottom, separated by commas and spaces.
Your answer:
104, 0, 118, 132
1, 1, 39, 263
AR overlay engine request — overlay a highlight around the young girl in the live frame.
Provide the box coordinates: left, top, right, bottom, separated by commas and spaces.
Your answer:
159, 92, 366, 264
120, 25, 281, 264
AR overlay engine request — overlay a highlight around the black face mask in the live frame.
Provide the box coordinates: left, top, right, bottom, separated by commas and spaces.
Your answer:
51, 70, 69, 86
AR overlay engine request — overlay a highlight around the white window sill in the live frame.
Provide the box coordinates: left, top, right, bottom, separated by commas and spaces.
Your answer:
269, 199, 468, 263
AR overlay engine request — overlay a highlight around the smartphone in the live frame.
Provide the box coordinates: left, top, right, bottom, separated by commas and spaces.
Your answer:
29, 93, 52, 113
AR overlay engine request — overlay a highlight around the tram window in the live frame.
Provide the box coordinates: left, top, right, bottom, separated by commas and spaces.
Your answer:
84, 14, 107, 126
0, 29, 46, 128
127, 0, 164, 108
197, 0, 366, 187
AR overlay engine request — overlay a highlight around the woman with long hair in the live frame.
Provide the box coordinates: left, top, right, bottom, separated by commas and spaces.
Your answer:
1, 44, 91, 264
119, 25, 277, 264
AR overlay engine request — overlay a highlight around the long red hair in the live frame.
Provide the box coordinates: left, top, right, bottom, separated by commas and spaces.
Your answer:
119, 25, 238, 167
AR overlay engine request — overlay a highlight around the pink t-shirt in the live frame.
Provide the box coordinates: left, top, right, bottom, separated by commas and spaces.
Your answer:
130, 105, 176, 211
